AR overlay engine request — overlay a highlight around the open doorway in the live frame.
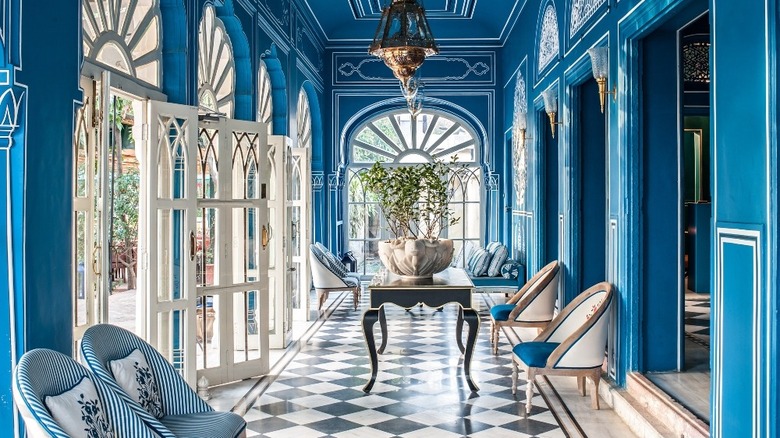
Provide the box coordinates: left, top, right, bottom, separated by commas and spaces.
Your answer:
639, 9, 712, 424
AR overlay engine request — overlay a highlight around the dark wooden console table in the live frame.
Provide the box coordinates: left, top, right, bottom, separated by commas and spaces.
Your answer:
361, 267, 479, 392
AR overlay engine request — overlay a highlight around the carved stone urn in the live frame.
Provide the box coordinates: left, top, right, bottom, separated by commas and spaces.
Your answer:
377, 238, 454, 278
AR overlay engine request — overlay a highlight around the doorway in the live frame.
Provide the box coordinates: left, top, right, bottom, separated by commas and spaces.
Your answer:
638, 8, 712, 424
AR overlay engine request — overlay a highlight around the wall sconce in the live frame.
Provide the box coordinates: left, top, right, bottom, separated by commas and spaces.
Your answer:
587, 46, 616, 113
542, 88, 562, 138
514, 111, 529, 148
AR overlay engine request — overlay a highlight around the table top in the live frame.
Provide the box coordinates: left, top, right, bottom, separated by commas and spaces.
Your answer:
369, 267, 475, 290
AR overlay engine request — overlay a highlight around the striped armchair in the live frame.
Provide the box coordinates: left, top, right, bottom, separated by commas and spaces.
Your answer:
310, 243, 361, 310
511, 282, 614, 413
81, 324, 246, 438
13, 348, 161, 437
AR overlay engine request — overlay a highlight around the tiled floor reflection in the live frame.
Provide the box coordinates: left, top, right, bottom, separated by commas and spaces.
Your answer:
243, 294, 563, 437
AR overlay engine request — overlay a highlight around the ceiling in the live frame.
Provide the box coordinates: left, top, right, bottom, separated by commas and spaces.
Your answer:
302, 0, 523, 46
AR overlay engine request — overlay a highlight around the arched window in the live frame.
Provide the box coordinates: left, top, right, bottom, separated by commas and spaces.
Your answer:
198, 5, 235, 117
257, 61, 273, 133
346, 109, 482, 275
297, 88, 311, 148
82, 0, 162, 87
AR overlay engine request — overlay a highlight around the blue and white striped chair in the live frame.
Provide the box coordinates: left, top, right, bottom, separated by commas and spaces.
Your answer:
512, 282, 614, 413
310, 243, 361, 310
489, 260, 560, 354
81, 324, 246, 438
13, 348, 162, 437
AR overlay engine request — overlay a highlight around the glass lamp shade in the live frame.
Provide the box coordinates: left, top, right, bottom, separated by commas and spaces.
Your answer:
588, 46, 609, 79
369, 0, 438, 88
515, 111, 528, 131
542, 88, 558, 114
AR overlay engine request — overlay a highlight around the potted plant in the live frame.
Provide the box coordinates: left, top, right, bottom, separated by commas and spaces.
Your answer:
360, 158, 463, 278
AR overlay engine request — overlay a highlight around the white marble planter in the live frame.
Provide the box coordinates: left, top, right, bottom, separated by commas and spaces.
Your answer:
378, 238, 454, 278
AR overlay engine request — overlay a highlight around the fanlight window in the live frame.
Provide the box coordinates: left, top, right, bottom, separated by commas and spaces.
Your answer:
82, 0, 162, 87
351, 110, 477, 164
257, 61, 273, 133
198, 6, 235, 117
347, 110, 482, 275
297, 88, 311, 148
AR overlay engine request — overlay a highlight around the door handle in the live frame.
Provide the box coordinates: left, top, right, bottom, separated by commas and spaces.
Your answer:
190, 231, 196, 261
288, 267, 296, 272
92, 245, 101, 275
261, 224, 270, 250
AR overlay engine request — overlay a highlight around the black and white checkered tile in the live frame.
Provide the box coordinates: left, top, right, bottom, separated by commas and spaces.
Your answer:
244, 292, 564, 438
685, 295, 710, 347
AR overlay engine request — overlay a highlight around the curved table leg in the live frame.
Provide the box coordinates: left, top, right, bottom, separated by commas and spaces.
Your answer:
456, 306, 465, 354
462, 308, 480, 392
362, 309, 380, 393
377, 305, 388, 354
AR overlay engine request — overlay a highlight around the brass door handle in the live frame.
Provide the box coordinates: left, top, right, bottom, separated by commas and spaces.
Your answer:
92, 245, 101, 275
190, 231, 196, 261
261, 225, 270, 250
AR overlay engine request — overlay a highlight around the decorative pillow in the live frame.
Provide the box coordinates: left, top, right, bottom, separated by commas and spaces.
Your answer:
485, 241, 501, 254
109, 349, 164, 418
467, 248, 491, 277
45, 376, 114, 437
487, 244, 509, 277
315, 243, 347, 277
501, 260, 520, 280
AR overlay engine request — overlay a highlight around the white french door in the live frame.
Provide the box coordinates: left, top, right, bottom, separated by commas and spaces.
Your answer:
289, 146, 311, 321
137, 100, 199, 385
268, 135, 293, 348
194, 116, 270, 385
72, 72, 112, 350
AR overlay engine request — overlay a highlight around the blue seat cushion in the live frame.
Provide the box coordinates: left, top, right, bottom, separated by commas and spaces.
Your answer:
160, 411, 246, 438
490, 303, 516, 321
512, 342, 561, 368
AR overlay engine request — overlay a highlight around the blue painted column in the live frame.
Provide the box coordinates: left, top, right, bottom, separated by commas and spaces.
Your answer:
0, 0, 81, 434
711, 0, 777, 435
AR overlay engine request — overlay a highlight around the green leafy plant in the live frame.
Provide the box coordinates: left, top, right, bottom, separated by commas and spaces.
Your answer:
360, 158, 464, 241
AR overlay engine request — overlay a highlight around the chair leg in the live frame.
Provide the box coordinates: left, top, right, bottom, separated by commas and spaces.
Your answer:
577, 376, 586, 396
590, 369, 601, 410
511, 358, 518, 395
353, 287, 359, 311
525, 367, 535, 414
318, 290, 328, 310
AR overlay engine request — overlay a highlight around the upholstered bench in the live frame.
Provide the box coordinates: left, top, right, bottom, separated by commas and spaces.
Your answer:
453, 241, 526, 292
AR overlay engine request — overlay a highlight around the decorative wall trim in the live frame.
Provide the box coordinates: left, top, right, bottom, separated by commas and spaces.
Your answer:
327, 172, 343, 190
347, 0, 476, 19
0, 86, 23, 150
295, 20, 325, 74
569, 0, 608, 39
486, 172, 499, 190
608, 218, 618, 379
311, 171, 324, 191
537, 2, 560, 75
512, 68, 527, 209
333, 52, 495, 86
714, 226, 765, 438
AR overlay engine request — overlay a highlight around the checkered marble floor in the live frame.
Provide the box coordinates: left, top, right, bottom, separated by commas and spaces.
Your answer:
684, 294, 710, 347
244, 292, 564, 438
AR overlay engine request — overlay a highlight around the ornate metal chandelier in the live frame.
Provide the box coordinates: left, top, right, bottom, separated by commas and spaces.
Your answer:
369, 0, 438, 114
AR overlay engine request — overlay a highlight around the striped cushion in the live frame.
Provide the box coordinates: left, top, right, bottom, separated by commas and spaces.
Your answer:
500, 261, 520, 279
467, 248, 491, 277
313, 243, 347, 277
487, 244, 509, 277
485, 241, 501, 254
